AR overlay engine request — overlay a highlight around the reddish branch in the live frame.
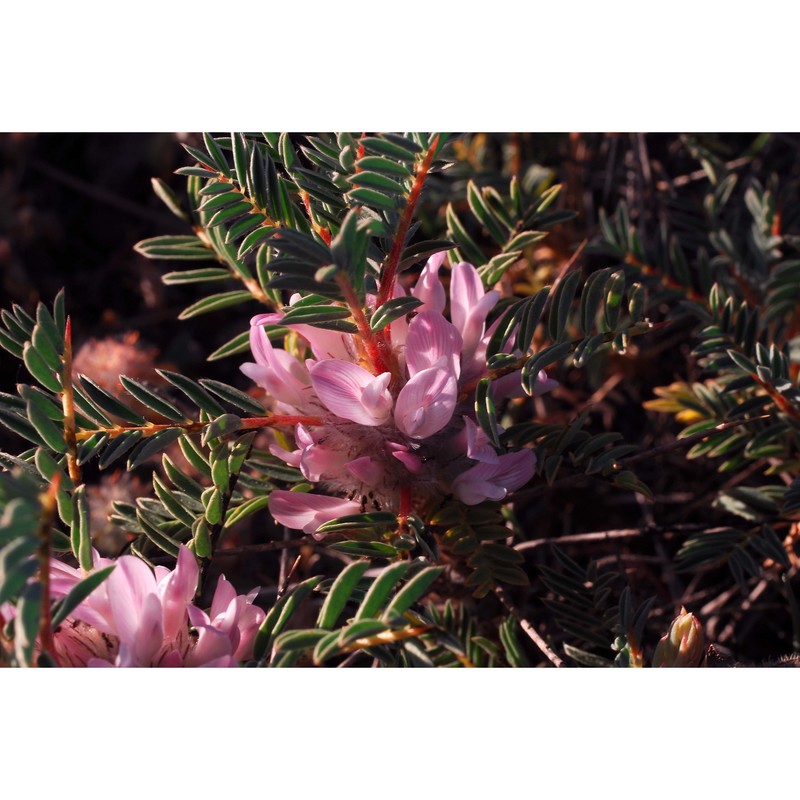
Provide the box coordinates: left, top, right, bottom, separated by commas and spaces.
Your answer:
60, 317, 81, 485
335, 272, 391, 375
37, 475, 61, 664
376, 135, 440, 311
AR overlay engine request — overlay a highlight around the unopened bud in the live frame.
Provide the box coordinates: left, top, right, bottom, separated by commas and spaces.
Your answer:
652, 607, 705, 667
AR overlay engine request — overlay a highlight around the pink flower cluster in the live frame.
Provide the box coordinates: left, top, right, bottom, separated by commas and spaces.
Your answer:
242, 256, 555, 536
47, 546, 264, 667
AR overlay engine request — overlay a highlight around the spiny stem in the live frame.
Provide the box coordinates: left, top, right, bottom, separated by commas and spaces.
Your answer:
74, 415, 325, 443
240, 415, 326, 430
376, 134, 440, 311
335, 272, 390, 375
60, 317, 81, 485
299, 190, 331, 245
37, 474, 61, 664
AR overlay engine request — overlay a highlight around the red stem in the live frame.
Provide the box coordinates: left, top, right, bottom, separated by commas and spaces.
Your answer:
240, 415, 325, 429
376, 135, 440, 311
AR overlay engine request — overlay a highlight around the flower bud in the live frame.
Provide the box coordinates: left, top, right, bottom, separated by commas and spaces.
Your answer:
652, 607, 705, 667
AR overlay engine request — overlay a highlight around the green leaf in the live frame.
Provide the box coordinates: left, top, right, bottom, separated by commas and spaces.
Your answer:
348, 186, 400, 212
383, 567, 443, 619
273, 629, 329, 653
201, 413, 243, 446
354, 561, 414, 620
97, 430, 143, 469
253, 575, 324, 662
127, 428, 183, 470
603, 270, 626, 331
522, 341, 572, 395
162, 268, 231, 285
152, 473, 196, 528
369, 296, 423, 331
23, 341, 61, 393
516, 288, 551, 352
208, 330, 252, 361
355, 155, 413, 177
15, 581, 42, 667
0, 538, 38, 605
199, 379, 265, 415
315, 512, 397, 534
548, 270, 581, 342
118, 375, 186, 422
151, 177, 186, 220
327, 540, 400, 558
25, 399, 66, 453
360, 136, 420, 161
316, 560, 371, 629
79, 375, 146, 425
467, 181, 510, 246
224, 496, 271, 529
475, 378, 500, 448
135, 235, 216, 261
178, 290, 254, 320
348, 171, 407, 194
337, 619, 390, 648
156, 370, 226, 415
70, 485, 93, 570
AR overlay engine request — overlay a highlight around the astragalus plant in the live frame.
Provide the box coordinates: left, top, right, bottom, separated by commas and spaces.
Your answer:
5, 132, 794, 668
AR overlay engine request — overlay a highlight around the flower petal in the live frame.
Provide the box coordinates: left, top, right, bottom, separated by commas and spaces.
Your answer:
309, 360, 392, 425
269, 490, 362, 535
452, 449, 536, 505
346, 456, 383, 484
159, 545, 198, 642
463, 416, 499, 464
106, 555, 158, 645
394, 363, 458, 439
405, 311, 462, 378
411, 252, 447, 313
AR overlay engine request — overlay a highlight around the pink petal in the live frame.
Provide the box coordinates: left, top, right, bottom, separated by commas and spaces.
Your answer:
452, 449, 536, 505
185, 625, 234, 667
449, 262, 499, 362
390, 448, 424, 474
268, 442, 302, 468
405, 311, 462, 378
242, 320, 311, 409
209, 574, 238, 622
394, 363, 458, 439
133, 591, 165, 666
106, 555, 158, 645
449, 262, 484, 334
463, 416, 499, 464
300, 443, 348, 482
309, 360, 392, 425
233, 604, 266, 661
269, 490, 362, 535
159, 545, 198, 642
411, 252, 447, 313
346, 456, 383, 484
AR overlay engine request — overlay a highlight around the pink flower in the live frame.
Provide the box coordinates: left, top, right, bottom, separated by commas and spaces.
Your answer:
47, 546, 265, 667
451, 450, 537, 505
243, 257, 556, 534
269, 490, 362, 537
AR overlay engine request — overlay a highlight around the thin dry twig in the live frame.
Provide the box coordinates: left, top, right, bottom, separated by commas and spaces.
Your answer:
493, 584, 564, 668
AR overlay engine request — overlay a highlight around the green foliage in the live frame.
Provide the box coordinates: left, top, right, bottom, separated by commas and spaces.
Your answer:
253, 561, 454, 667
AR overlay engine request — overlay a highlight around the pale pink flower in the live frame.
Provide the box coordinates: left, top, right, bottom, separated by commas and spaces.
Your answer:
46, 546, 265, 667
452, 450, 537, 505
245, 258, 557, 533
